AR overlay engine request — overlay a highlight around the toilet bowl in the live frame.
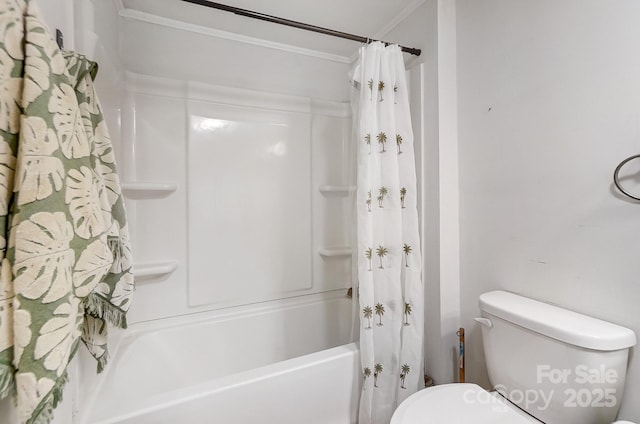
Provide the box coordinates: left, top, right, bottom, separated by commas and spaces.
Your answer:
391, 384, 638, 424
391, 383, 539, 423
391, 291, 637, 424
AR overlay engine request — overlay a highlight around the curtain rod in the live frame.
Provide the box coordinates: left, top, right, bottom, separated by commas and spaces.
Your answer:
180, 0, 422, 56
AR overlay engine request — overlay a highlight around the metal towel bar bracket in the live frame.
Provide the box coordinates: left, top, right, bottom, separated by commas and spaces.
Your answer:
613, 154, 640, 201
55, 29, 63, 50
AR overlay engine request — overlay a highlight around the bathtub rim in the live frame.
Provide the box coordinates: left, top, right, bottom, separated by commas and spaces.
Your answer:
79, 290, 354, 423
85, 342, 360, 424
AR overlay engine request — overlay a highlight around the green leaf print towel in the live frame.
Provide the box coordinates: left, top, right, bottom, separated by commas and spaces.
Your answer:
0, 1, 134, 423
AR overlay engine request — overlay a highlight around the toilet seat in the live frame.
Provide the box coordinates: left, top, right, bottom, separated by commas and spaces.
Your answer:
391, 383, 638, 424
390, 383, 540, 424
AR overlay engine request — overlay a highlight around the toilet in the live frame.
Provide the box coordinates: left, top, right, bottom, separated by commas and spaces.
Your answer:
391, 290, 638, 424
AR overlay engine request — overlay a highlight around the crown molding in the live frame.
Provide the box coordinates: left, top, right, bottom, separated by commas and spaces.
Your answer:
113, 0, 124, 13
374, 0, 428, 40
347, 0, 428, 64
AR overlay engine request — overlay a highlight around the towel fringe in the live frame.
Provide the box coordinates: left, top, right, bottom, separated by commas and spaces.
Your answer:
84, 293, 128, 329
80, 338, 110, 374
96, 350, 109, 374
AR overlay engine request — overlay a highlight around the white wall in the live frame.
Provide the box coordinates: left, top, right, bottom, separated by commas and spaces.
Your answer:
456, 0, 640, 421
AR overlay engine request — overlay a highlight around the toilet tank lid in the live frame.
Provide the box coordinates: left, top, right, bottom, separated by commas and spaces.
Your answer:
479, 291, 637, 351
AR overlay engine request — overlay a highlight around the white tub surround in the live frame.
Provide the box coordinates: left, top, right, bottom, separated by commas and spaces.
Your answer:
80, 293, 353, 423
90, 344, 360, 424
120, 72, 353, 322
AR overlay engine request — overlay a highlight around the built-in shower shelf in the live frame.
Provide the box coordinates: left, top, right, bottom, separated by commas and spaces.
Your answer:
318, 185, 356, 195
318, 247, 352, 257
122, 182, 178, 198
134, 261, 178, 279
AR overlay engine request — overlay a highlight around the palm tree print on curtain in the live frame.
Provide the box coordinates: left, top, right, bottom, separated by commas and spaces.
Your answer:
404, 303, 412, 326
365, 133, 371, 154
377, 132, 387, 153
363, 306, 373, 329
364, 367, 372, 387
375, 302, 385, 326
377, 186, 388, 208
376, 245, 388, 269
403, 243, 412, 267
400, 364, 411, 389
374, 363, 383, 387
353, 42, 423, 424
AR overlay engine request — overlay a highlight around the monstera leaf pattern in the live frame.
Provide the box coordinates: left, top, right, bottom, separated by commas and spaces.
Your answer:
0, 138, 15, 213
65, 166, 105, 239
81, 315, 107, 361
110, 273, 134, 310
92, 121, 115, 164
33, 298, 82, 376
26, 21, 66, 76
73, 238, 112, 298
48, 84, 89, 159
23, 44, 51, 105
17, 117, 65, 206
13, 212, 74, 303
0, 260, 14, 353
0, 3, 134, 423
0, 49, 22, 133
96, 162, 122, 207
0, 2, 24, 60
13, 306, 32, 365
107, 222, 132, 274
15, 373, 55, 424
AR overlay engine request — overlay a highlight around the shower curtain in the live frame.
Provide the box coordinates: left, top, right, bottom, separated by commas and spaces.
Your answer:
352, 42, 423, 424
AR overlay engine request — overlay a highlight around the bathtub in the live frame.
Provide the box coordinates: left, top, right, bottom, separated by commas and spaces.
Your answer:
80, 292, 360, 424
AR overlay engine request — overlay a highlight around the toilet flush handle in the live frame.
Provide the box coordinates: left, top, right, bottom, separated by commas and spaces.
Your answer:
474, 317, 493, 328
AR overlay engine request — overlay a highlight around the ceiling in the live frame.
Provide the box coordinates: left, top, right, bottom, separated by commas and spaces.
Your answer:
121, 0, 425, 58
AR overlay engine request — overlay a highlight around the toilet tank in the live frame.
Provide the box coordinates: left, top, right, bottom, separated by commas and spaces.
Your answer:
477, 291, 636, 424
